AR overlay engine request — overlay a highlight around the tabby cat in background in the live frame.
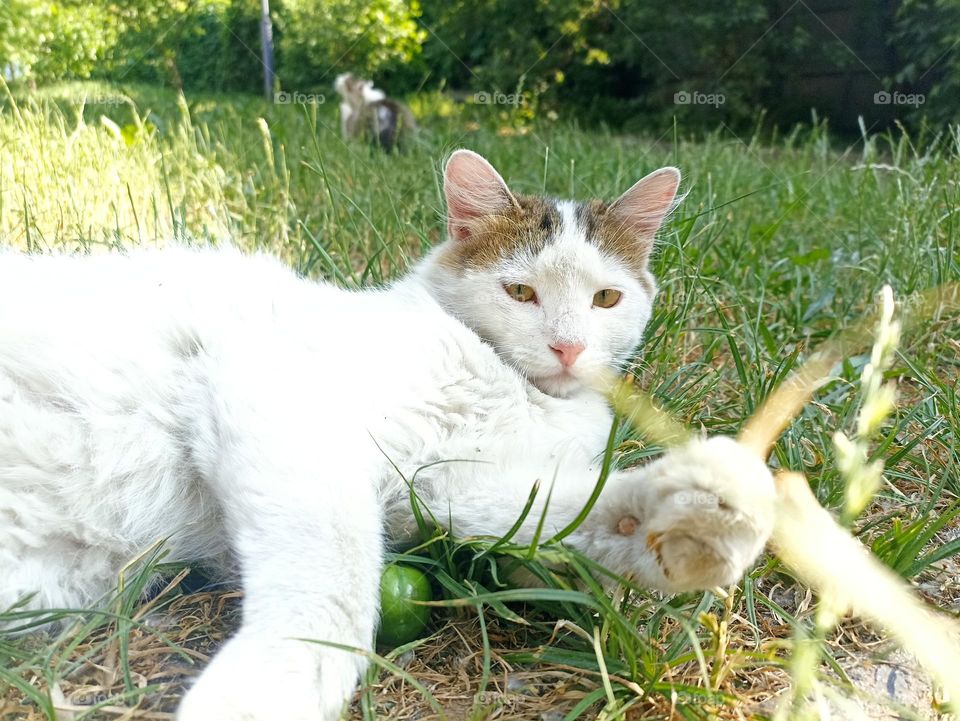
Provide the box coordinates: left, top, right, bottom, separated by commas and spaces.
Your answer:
334, 72, 416, 151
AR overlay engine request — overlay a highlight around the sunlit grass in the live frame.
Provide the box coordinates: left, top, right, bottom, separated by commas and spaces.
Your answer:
1, 80, 958, 720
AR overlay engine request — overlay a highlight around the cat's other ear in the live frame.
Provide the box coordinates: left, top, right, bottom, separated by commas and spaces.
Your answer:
608, 167, 683, 241
444, 149, 518, 242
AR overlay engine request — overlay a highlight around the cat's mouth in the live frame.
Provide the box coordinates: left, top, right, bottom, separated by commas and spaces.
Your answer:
530, 369, 582, 397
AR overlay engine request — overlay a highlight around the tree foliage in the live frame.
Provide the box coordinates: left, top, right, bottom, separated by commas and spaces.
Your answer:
894, 0, 960, 124
1, 0, 117, 80
0, 0, 956, 127
277, 0, 425, 89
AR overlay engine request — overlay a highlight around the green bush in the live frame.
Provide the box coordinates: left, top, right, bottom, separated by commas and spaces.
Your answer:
0, 0, 117, 82
893, 0, 960, 124
2, 0, 957, 128
417, 0, 821, 128
99, 0, 426, 94
275, 0, 426, 91
100, 0, 263, 92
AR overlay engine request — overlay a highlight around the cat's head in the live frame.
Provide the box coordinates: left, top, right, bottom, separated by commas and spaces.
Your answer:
421, 149, 682, 398
334, 72, 370, 98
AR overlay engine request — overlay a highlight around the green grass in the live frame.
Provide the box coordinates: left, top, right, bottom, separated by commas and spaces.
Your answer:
1, 80, 958, 720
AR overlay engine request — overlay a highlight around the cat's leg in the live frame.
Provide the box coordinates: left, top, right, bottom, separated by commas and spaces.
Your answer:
176, 455, 382, 721
392, 436, 774, 593
339, 102, 352, 138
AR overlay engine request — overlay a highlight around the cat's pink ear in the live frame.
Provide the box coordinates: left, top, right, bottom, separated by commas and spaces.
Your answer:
444, 150, 518, 242
608, 167, 682, 240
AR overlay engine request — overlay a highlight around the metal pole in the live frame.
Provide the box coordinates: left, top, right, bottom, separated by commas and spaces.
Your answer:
260, 0, 275, 100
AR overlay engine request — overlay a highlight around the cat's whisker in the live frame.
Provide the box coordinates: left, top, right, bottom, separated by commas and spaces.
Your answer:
590, 281, 960, 702
737, 331, 869, 459
739, 281, 960, 459
589, 369, 692, 447
597, 282, 957, 461
772, 471, 960, 701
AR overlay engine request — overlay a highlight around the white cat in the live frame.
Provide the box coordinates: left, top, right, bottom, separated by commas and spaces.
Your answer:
0, 150, 775, 720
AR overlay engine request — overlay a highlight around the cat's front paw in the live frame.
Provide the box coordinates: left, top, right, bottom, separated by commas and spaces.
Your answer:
177, 632, 363, 721
625, 436, 775, 592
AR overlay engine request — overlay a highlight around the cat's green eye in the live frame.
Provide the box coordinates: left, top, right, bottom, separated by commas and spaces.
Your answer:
505, 284, 536, 303
592, 289, 622, 308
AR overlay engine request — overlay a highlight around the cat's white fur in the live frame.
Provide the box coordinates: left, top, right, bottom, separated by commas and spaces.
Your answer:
0, 150, 775, 720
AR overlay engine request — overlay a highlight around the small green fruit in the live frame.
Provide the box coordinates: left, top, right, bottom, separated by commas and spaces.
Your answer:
377, 564, 432, 647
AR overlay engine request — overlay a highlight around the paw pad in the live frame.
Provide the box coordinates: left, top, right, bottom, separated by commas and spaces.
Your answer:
617, 515, 639, 536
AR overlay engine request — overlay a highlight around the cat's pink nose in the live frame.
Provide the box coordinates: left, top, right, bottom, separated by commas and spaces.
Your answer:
550, 343, 585, 367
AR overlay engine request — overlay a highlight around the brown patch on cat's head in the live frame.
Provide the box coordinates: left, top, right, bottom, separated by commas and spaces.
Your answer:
334, 72, 368, 98
437, 194, 561, 270
577, 200, 658, 292
439, 150, 679, 285
438, 195, 660, 293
